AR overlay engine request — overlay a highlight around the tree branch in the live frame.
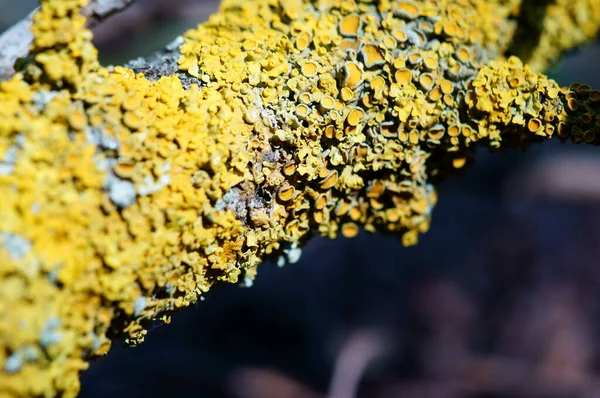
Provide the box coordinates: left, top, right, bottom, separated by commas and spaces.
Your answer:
0, 0, 136, 81
1, 0, 600, 397
83, 0, 137, 24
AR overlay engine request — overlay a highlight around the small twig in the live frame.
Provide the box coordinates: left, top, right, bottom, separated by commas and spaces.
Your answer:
327, 330, 388, 398
83, 0, 137, 27
0, 0, 136, 81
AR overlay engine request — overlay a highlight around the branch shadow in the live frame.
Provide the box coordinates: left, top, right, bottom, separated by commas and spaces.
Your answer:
505, 0, 552, 64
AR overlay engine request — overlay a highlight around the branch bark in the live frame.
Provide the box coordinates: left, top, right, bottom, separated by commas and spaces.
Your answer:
0, 10, 35, 81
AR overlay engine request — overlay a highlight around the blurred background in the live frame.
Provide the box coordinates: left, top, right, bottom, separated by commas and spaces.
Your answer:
4, 1, 600, 397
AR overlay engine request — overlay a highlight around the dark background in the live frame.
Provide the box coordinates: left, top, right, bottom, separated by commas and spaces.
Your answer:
4, 2, 600, 397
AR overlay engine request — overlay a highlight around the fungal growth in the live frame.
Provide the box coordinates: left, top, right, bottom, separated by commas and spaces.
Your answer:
1, 0, 600, 396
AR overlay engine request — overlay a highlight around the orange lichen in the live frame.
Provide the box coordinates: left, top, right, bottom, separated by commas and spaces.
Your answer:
340, 14, 361, 37
295, 31, 312, 50
394, 1, 420, 19
343, 61, 363, 88
341, 222, 360, 238
278, 185, 295, 201
346, 108, 365, 127
360, 44, 385, 68
395, 68, 412, 86
301, 60, 319, 77
320, 95, 336, 110
341, 86, 355, 102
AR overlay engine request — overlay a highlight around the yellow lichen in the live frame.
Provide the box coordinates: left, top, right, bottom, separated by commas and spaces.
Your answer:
340, 14, 362, 37
1, 0, 600, 397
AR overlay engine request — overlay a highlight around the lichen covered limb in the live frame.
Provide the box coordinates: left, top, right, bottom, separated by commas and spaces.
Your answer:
0, 0, 137, 81
461, 57, 600, 150
479, 0, 600, 72
1, 0, 600, 397
0, 0, 482, 394
505, 0, 600, 72
181, 0, 515, 248
1, 1, 256, 396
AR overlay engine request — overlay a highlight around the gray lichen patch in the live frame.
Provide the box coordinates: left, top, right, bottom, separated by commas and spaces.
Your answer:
214, 187, 249, 223
40, 317, 63, 348
104, 173, 137, 208
86, 126, 137, 208
133, 296, 146, 316
241, 277, 254, 288
30, 203, 41, 214
3, 352, 23, 374
1, 232, 32, 260
2, 345, 42, 374
85, 127, 119, 152
0, 134, 23, 176
32, 90, 58, 111
0, 145, 18, 176
124, 44, 203, 89
276, 242, 302, 267
138, 162, 171, 196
